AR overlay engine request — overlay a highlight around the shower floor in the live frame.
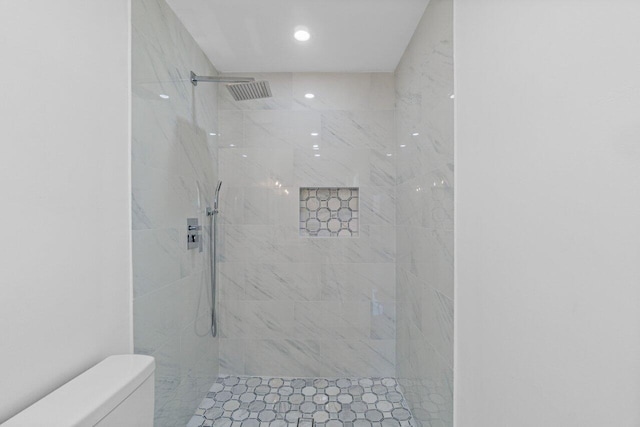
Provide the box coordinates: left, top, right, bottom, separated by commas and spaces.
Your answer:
187, 375, 416, 427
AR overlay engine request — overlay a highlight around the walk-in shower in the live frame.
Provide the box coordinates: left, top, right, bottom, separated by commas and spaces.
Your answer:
189, 70, 270, 337
206, 180, 222, 337
133, 2, 450, 425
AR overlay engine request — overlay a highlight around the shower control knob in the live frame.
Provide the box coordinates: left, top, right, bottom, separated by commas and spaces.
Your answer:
187, 218, 201, 250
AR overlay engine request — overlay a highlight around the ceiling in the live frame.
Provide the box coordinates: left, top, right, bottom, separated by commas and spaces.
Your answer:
165, 0, 430, 73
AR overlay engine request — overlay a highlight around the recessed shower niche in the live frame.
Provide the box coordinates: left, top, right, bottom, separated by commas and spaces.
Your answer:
299, 187, 359, 237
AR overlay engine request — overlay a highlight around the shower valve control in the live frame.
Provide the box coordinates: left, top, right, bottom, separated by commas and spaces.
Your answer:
187, 218, 201, 250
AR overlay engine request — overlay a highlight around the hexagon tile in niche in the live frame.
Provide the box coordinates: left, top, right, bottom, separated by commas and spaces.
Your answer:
300, 188, 359, 237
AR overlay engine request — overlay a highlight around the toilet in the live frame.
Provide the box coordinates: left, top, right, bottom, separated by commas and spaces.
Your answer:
2, 355, 155, 427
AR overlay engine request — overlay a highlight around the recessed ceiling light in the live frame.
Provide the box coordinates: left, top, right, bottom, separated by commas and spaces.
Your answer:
242, 154, 248, 158
412, 132, 419, 136
294, 29, 311, 42
310, 132, 319, 136
229, 144, 235, 147
400, 144, 406, 148
209, 132, 217, 136
450, 94, 455, 99
314, 153, 321, 157
305, 93, 315, 99
159, 94, 169, 99
386, 153, 393, 157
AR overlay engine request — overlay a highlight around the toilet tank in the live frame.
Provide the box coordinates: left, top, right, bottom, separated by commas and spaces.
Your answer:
2, 355, 155, 427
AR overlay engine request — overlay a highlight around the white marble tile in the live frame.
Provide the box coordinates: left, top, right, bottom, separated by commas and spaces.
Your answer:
132, 228, 181, 297
179, 313, 214, 376
318, 339, 395, 377
359, 186, 396, 226
371, 302, 396, 340
219, 148, 294, 188
179, 271, 211, 330
236, 186, 298, 228
131, 166, 172, 230
131, 93, 181, 170
243, 339, 325, 377
293, 301, 370, 340
218, 338, 246, 375
151, 331, 181, 380
424, 229, 454, 299
320, 110, 395, 151
134, 280, 183, 355
397, 226, 454, 302
293, 148, 370, 188
218, 262, 246, 300
243, 110, 291, 149
337, 225, 396, 264
132, 27, 178, 87
421, 288, 453, 364
218, 110, 243, 147
319, 263, 395, 303
287, 110, 323, 149
244, 263, 322, 301
396, 169, 453, 230
292, 73, 395, 111
219, 300, 294, 339
369, 149, 396, 187
190, 337, 219, 379
217, 186, 245, 225
219, 225, 292, 263
178, 118, 217, 183
242, 187, 271, 225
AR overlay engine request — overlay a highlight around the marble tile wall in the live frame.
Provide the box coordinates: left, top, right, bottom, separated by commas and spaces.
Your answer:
217, 72, 397, 377
132, 0, 220, 425
394, 0, 454, 426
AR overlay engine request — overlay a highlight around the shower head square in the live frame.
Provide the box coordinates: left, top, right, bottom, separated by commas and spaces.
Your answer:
226, 81, 272, 101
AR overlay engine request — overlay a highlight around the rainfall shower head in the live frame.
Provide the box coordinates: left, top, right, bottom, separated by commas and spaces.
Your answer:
190, 71, 272, 101
226, 81, 272, 101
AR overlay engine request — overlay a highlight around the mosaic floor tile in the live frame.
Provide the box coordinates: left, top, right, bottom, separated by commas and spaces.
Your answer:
187, 375, 417, 427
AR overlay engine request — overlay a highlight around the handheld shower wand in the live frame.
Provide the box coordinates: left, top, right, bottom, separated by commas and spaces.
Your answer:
213, 180, 222, 214
207, 180, 222, 337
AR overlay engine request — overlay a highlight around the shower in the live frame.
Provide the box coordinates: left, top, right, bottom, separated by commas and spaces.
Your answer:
191, 69, 271, 338
190, 71, 272, 101
206, 180, 222, 337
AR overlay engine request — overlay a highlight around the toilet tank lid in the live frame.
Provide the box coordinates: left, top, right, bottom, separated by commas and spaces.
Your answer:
3, 355, 155, 427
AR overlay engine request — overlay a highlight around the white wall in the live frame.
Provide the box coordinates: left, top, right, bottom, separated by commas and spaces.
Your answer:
455, 1, 640, 426
0, 1, 131, 422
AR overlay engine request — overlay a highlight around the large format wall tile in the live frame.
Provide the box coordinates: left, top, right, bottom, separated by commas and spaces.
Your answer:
395, 0, 454, 426
218, 72, 396, 377
132, 0, 219, 425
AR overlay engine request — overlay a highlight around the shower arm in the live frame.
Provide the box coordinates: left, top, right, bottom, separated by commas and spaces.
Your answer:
190, 71, 254, 86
